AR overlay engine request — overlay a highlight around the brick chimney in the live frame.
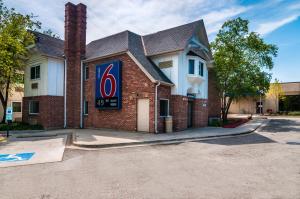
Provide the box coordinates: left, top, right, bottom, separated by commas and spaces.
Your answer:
64, 2, 86, 128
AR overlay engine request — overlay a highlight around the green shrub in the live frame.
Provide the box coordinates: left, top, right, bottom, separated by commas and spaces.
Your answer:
287, 111, 300, 116
0, 122, 43, 131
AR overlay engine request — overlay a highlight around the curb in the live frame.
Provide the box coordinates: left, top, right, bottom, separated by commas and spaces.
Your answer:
72, 130, 255, 149
72, 119, 267, 149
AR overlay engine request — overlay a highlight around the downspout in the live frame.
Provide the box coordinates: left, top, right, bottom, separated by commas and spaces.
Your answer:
154, 81, 161, 133
80, 60, 83, 128
64, 57, 67, 128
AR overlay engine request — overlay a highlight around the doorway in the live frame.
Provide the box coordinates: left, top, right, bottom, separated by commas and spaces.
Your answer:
187, 101, 193, 128
256, 101, 263, 114
137, 99, 150, 132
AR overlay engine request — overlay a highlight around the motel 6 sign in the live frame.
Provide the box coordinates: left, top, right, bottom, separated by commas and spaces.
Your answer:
95, 60, 122, 109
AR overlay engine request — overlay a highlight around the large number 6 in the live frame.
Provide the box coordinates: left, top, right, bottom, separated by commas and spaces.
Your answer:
100, 64, 116, 98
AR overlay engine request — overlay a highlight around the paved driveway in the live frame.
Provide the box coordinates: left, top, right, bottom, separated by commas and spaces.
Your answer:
0, 118, 299, 199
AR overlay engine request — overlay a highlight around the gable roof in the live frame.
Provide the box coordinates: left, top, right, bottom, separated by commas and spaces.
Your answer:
142, 20, 201, 56
31, 20, 211, 85
86, 31, 173, 84
31, 31, 64, 58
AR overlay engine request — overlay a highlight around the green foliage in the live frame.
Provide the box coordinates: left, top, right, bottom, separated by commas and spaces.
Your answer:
287, 111, 300, 116
210, 17, 278, 121
0, 122, 43, 131
0, 0, 41, 122
42, 28, 60, 39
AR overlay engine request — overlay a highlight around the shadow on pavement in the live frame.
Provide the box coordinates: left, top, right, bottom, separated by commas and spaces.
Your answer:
259, 119, 300, 133
193, 133, 276, 146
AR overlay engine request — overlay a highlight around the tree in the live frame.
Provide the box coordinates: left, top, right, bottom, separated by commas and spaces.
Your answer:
43, 28, 60, 39
266, 78, 285, 112
0, 0, 40, 123
210, 18, 278, 121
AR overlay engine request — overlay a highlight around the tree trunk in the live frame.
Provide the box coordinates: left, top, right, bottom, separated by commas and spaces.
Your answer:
221, 96, 233, 123
0, 78, 10, 123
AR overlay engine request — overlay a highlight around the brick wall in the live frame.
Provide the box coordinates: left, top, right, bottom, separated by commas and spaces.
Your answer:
83, 53, 157, 133
64, 3, 86, 128
193, 98, 208, 127
208, 68, 221, 117
22, 96, 64, 129
171, 95, 188, 131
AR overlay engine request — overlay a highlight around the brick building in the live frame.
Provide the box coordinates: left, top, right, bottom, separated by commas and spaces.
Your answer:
23, 2, 220, 132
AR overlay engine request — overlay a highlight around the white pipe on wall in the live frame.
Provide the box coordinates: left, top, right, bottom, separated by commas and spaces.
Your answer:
154, 81, 161, 133
80, 60, 83, 128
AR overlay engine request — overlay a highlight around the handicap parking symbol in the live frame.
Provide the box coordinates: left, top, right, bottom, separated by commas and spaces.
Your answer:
0, 152, 35, 163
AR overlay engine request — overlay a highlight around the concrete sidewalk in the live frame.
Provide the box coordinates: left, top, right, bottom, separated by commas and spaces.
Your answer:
0, 135, 67, 168
72, 119, 267, 148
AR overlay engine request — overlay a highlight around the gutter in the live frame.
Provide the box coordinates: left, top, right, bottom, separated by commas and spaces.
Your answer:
80, 60, 83, 128
154, 81, 161, 133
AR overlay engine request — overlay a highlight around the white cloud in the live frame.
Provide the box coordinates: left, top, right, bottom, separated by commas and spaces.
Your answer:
4, 0, 249, 42
3, 0, 299, 42
256, 15, 299, 36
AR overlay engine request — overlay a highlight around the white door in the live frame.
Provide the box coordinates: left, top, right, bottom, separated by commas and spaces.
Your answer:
137, 99, 150, 132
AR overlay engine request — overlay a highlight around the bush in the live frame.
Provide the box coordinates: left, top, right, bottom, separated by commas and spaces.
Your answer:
0, 122, 43, 131
287, 111, 300, 116
209, 118, 222, 127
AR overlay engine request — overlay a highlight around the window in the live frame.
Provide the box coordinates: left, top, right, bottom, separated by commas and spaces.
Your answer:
30, 65, 40, 80
160, 99, 169, 117
199, 61, 204, 76
188, 59, 195, 74
84, 100, 88, 115
12, 102, 22, 112
158, 60, 173, 69
29, 101, 39, 114
84, 65, 89, 80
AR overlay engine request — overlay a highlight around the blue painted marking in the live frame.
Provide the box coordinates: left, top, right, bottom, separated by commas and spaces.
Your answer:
0, 152, 35, 163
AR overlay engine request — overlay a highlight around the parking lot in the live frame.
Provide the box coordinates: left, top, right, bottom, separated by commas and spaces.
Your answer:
0, 117, 299, 199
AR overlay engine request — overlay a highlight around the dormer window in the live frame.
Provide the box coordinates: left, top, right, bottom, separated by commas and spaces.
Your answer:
188, 59, 195, 74
199, 61, 204, 76
30, 65, 40, 80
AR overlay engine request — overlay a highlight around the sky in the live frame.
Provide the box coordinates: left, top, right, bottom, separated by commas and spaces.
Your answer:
4, 0, 300, 83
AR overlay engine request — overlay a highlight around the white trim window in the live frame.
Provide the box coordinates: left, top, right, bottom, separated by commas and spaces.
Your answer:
84, 65, 89, 80
199, 61, 204, 76
160, 99, 169, 117
29, 101, 39, 114
188, 59, 195, 74
30, 65, 40, 80
84, 99, 88, 115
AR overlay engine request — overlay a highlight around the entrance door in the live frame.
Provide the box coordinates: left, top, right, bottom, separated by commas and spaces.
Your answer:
187, 101, 193, 128
137, 99, 150, 132
256, 102, 263, 114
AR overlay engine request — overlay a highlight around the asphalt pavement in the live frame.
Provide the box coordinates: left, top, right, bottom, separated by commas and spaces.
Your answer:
0, 117, 299, 199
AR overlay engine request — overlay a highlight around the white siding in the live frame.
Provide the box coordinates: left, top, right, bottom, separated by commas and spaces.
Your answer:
150, 50, 208, 99
151, 52, 179, 94
24, 54, 48, 97
24, 54, 64, 97
47, 58, 64, 96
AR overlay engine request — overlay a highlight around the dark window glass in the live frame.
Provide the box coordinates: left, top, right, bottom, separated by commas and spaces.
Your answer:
160, 100, 169, 116
12, 102, 22, 112
85, 66, 89, 80
30, 66, 40, 80
31, 67, 35, 79
29, 101, 39, 114
188, 59, 195, 74
36, 66, 40, 79
199, 62, 204, 76
84, 100, 88, 115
